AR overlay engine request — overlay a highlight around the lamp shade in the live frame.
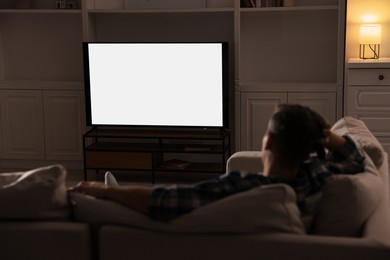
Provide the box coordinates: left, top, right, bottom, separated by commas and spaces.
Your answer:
359, 24, 382, 44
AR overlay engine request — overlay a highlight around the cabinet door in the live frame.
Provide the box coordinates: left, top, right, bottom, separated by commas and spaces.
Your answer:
346, 65, 390, 168
0, 90, 45, 159
288, 92, 337, 125
43, 91, 85, 160
347, 87, 390, 113
240, 93, 287, 151
0, 115, 2, 158
345, 86, 390, 159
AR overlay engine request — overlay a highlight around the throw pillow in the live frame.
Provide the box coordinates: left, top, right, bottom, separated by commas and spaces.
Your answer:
0, 164, 70, 220
310, 154, 383, 237
70, 183, 305, 234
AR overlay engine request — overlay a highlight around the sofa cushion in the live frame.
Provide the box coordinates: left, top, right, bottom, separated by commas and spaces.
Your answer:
0, 164, 70, 220
310, 117, 384, 237
70, 183, 305, 234
331, 116, 384, 166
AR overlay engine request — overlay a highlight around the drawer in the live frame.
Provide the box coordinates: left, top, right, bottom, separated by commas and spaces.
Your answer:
85, 151, 153, 169
376, 136, 390, 162
348, 68, 390, 86
348, 87, 390, 110
360, 116, 390, 134
344, 113, 390, 133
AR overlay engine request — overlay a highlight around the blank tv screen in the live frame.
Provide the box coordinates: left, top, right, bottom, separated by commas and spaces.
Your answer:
84, 42, 227, 128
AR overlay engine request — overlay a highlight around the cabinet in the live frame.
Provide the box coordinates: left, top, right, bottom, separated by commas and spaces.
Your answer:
345, 58, 390, 166
0, 90, 85, 161
0, 6, 85, 169
0, 90, 44, 159
235, 0, 346, 150
83, 128, 230, 183
240, 92, 286, 150
240, 91, 336, 150
43, 91, 85, 161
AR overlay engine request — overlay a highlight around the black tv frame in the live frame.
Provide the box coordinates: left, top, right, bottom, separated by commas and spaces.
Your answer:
82, 42, 229, 131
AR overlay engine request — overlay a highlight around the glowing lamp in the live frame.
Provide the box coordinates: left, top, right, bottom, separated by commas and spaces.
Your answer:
359, 24, 382, 59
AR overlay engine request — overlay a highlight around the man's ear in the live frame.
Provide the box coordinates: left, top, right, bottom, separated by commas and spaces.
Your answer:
262, 132, 273, 150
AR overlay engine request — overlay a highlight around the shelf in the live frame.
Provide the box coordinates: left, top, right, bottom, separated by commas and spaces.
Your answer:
86, 142, 226, 154
159, 162, 224, 173
348, 58, 390, 68
0, 9, 81, 14
84, 128, 229, 140
86, 7, 234, 14
86, 5, 336, 14
240, 5, 338, 12
0, 80, 84, 90
236, 82, 340, 92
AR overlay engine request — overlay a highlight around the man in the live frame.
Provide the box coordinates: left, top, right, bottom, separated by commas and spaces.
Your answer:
70, 104, 365, 221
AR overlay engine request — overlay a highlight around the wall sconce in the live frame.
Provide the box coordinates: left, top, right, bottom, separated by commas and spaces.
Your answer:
359, 24, 382, 59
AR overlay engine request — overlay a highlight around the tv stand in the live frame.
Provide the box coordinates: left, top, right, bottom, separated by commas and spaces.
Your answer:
83, 128, 230, 183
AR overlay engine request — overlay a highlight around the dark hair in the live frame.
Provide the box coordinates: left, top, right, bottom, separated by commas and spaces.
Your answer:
267, 104, 328, 169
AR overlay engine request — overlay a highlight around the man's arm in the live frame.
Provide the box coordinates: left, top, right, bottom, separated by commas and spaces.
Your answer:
318, 129, 365, 173
69, 182, 152, 214
322, 131, 347, 152
70, 171, 272, 221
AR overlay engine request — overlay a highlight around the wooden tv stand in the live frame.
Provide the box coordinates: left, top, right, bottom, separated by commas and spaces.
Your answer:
83, 127, 230, 183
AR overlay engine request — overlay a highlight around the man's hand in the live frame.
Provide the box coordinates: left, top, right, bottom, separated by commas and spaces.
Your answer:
69, 181, 109, 198
318, 129, 347, 152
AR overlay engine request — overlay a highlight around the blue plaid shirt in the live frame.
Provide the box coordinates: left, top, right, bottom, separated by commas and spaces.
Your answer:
149, 136, 365, 221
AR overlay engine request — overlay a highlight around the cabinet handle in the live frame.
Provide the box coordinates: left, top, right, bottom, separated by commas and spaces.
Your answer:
379, 75, 384, 80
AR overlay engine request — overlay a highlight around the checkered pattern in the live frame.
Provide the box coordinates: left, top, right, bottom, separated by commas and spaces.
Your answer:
149, 136, 365, 221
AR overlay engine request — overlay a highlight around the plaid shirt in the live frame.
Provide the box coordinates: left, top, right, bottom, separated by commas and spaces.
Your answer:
149, 136, 365, 221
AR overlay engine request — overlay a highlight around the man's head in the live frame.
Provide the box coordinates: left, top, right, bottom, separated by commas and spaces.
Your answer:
262, 104, 330, 171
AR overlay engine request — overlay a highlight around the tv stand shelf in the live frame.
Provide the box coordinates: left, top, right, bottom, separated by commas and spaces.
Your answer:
83, 128, 230, 183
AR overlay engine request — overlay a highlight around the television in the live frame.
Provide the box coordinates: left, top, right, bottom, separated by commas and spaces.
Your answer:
83, 42, 229, 129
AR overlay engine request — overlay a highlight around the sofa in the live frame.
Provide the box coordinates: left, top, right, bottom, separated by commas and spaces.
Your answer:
1, 117, 390, 260
0, 165, 92, 260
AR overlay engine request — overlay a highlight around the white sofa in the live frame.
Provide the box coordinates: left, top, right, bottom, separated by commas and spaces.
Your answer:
0, 164, 92, 260
78, 117, 390, 260
1, 117, 390, 260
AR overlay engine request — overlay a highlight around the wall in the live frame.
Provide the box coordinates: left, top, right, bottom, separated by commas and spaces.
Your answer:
346, 0, 390, 60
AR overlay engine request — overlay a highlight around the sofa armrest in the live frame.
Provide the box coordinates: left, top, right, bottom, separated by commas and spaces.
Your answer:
226, 151, 263, 173
362, 152, 390, 242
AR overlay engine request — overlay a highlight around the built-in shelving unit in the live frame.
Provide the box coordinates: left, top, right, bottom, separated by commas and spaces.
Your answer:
236, 0, 345, 150
0, 2, 84, 171
0, 0, 346, 182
